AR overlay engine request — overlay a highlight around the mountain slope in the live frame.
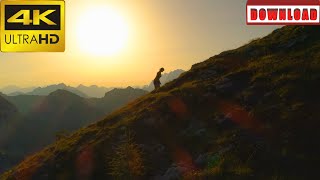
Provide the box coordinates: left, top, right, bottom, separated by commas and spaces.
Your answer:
0, 95, 18, 123
0, 94, 19, 140
1, 90, 105, 169
12, 90, 104, 143
92, 86, 148, 114
2, 26, 320, 179
4, 95, 45, 114
0, 95, 20, 173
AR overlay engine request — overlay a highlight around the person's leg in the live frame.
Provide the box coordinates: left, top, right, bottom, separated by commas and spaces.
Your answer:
154, 82, 160, 89
153, 81, 157, 89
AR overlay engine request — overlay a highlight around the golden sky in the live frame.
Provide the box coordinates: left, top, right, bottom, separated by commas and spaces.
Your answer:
0, 0, 279, 87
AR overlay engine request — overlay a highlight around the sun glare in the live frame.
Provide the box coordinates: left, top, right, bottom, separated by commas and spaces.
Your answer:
76, 7, 129, 56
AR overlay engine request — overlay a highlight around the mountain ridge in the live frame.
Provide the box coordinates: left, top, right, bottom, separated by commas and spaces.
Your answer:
27, 83, 89, 98
1, 70, 184, 98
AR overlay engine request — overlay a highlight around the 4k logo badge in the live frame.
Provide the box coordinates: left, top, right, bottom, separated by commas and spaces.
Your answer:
0, 0, 65, 52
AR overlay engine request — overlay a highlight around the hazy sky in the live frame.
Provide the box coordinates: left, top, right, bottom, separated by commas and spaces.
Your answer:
0, 0, 280, 87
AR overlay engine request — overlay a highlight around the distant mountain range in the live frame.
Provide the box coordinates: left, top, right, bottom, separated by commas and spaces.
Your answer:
0, 69, 185, 97
77, 84, 113, 98
27, 83, 88, 97
0, 87, 147, 173
4, 90, 105, 155
0, 86, 36, 96
0, 84, 112, 98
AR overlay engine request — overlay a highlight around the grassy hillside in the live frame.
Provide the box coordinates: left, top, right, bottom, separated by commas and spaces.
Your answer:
2, 26, 320, 179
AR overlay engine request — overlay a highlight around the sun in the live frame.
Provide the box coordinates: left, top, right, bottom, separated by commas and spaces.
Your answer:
76, 7, 129, 56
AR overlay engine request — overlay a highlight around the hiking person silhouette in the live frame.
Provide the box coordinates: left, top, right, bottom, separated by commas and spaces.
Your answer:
153, 68, 164, 90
